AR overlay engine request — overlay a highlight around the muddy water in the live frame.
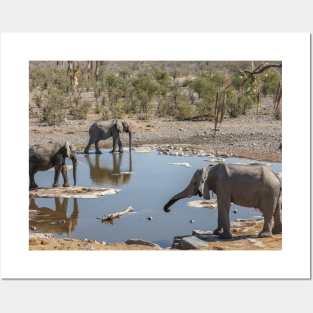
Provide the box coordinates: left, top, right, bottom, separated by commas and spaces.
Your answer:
29, 150, 281, 248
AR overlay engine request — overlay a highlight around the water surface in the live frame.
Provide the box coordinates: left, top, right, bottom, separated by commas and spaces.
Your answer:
30, 150, 281, 248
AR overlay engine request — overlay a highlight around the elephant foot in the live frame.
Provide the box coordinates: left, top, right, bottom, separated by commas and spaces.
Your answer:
213, 228, 223, 236
258, 231, 273, 238
30, 184, 38, 190
118, 150, 124, 153
95, 150, 102, 154
272, 225, 282, 234
219, 232, 233, 240
63, 183, 70, 187
53, 183, 60, 188
110, 150, 119, 154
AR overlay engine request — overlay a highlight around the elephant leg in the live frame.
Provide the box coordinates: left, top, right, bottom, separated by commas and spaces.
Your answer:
117, 136, 123, 153
110, 136, 118, 153
84, 137, 93, 154
95, 140, 102, 154
213, 212, 223, 235
258, 197, 275, 237
272, 199, 282, 234
61, 164, 70, 187
29, 170, 38, 190
216, 194, 232, 239
53, 165, 62, 187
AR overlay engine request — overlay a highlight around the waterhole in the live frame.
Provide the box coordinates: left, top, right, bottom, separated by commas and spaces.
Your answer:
29, 150, 281, 248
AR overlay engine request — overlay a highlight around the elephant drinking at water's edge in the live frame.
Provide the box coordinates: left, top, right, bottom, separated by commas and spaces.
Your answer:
163, 163, 282, 239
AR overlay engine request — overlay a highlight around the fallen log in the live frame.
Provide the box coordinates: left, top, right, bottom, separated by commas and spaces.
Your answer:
97, 206, 134, 223
29, 186, 120, 199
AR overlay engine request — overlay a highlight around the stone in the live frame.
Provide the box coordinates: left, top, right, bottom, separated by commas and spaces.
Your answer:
146, 216, 153, 221
168, 162, 192, 168
125, 239, 161, 249
30, 186, 121, 199
188, 199, 217, 209
247, 238, 257, 243
172, 236, 209, 250
189, 219, 195, 224
63, 238, 74, 241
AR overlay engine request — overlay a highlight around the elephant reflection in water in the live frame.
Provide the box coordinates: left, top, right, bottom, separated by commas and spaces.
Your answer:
85, 153, 132, 186
29, 198, 79, 235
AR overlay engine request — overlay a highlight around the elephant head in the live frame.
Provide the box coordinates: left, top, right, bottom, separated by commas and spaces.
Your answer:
63, 142, 77, 185
116, 120, 132, 153
163, 167, 210, 212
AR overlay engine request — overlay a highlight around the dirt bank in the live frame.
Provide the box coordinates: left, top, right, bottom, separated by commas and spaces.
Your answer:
29, 218, 281, 250
30, 113, 281, 162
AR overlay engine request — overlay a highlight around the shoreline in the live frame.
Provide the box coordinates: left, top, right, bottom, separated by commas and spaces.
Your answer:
30, 115, 282, 162
29, 217, 282, 251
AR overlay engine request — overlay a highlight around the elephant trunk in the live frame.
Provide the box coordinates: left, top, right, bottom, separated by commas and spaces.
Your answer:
163, 185, 194, 213
128, 131, 132, 153
71, 155, 77, 186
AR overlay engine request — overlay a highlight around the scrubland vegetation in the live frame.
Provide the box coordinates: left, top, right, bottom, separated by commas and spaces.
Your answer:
29, 61, 281, 126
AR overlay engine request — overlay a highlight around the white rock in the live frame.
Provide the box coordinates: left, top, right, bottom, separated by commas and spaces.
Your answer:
168, 162, 192, 168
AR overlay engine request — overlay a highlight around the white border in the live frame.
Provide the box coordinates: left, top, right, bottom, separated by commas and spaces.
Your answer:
0, 33, 310, 279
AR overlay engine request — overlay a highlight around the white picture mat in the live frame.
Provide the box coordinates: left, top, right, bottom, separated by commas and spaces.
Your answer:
0, 33, 310, 279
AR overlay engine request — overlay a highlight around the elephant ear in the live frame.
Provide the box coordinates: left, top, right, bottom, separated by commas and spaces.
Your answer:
64, 141, 71, 158
199, 167, 210, 199
115, 120, 124, 133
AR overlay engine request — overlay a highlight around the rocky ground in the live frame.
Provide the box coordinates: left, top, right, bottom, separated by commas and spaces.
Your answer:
30, 112, 282, 162
29, 217, 281, 250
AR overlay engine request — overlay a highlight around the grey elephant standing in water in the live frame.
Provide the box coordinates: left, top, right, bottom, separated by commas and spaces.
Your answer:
84, 119, 132, 154
163, 163, 282, 239
29, 142, 77, 190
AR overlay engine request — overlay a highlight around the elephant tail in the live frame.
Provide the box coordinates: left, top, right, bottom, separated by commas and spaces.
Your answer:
276, 176, 282, 212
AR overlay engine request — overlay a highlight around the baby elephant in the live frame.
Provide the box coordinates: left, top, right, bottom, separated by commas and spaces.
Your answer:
163, 163, 282, 239
29, 142, 77, 190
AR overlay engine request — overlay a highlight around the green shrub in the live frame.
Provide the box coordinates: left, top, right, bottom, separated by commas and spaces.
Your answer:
41, 88, 66, 125
101, 106, 112, 120
112, 100, 125, 119
175, 96, 195, 120
70, 101, 89, 120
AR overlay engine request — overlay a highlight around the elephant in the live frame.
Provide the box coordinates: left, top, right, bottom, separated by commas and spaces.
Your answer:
163, 163, 282, 239
29, 142, 77, 190
84, 152, 132, 185
84, 119, 132, 154
29, 198, 79, 234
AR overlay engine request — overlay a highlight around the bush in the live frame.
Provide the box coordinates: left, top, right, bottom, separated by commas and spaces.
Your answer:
70, 101, 89, 120
112, 100, 125, 119
175, 96, 195, 120
196, 98, 215, 117
101, 106, 112, 120
41, 88, 66, 125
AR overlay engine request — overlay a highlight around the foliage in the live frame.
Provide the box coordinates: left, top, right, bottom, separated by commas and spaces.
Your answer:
70, 100, 89, 120
261, 69, 281, 96
41, 88, 66, 125
175, 95, 195, 120
30, 61, 282, 123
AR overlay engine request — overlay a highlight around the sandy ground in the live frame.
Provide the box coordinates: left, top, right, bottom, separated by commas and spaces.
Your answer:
29, 218, 281, 250
30, 113, 282, 162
